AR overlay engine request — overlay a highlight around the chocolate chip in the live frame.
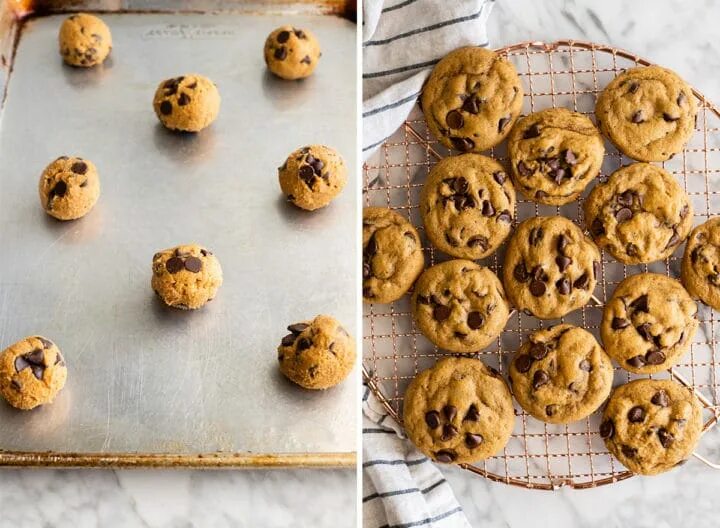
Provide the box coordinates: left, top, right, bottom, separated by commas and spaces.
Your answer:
425, 411, 441, 429
556, 234, 568, 254
651, 390, 669, 407
288, 323, 309, 334
665, 230, 680, 250
621, 445, 638, 458
579, 359, 592, 372
493, 171, 506, 185
160, 100, 172, 115
658, 428, 674, 448
556, 256, 572, 272
71, 161, 88, 175
465, 433, 483, 449
497, 210, 512, 223
513, 263, 529, 282
467, 311, 483, 330
523, 124, 541, 139
50, 180, 67, 200
450, 137, 474, 151
433, 305, 451, 322
645, 349, 666, 365
498, 116, 511, 132
481, 200, 495, 216
556, 278, 571, 295
626, 243, 639, 256
443, 405, 457, 421
14, 355, 29, 373
274, 47, 287, 60
630, 294, 649, 313
590, 218, 605, 237
564, 149, 578, 165
38, 337, 54, 349
464, 404, 480, 422
299, 165, 316, 187
10, 379, 21, 391
441, 424, 458, 441
297, 337, 312, 351
529, 342, 548, 360
631, 110, 644, 123
626, 355, 646, 368
636, 323, 653, 341
628, 82, 639, 94
277, 30, 290, 43
435, 450, 456, 463
615, 207, 633, 222
600, 420, 614, 439
663, 113, 679, 122
446, 110, 464, 129
529, 227, 544, 246
184, 256, 202, 273
515, 355, 533, 373
546, 404, 557, 417
300, 55, 312, 65
461, 94, 481, 114
611, 317, 630, 330
281, 334, 296, 346
293, 28, 306, 39
178, 93, 190, 106
517, 161, 532, 177
467, 236, 488, 250
530, 280, 546, 297
573, 273, 589, 290
533, 370, 550, 389
627, 406, 645, 423
617, 190, 634, 207
165, 257, 184, 274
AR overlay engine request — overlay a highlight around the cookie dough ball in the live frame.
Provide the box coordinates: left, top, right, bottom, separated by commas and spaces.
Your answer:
682, 217, 720, 310
601, 273, 698, 374
58, 13, 112, 67
507, 108, 605, 205
421, 46, 523, 153
279, 145, 347, 211
403, 357, 514, 464
0, 336, 67, 410
363, 207, 425, 304
584, 163, 693, 265
420, 154, 515, 259
277, 315, 355, 390
600, 379, 702, 475
411, 260, 510, 353
509, 325, 614, 424
153, 74, 220, 132
596, 65, 697, 162
503, 216, 600, 319
39, 156, 100, 221
151, 244, 223, 310
264, 26, 321, 80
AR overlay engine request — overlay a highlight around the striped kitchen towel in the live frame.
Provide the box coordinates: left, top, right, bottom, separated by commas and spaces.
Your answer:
362, 0, 495, 158
363, 385, 471, 528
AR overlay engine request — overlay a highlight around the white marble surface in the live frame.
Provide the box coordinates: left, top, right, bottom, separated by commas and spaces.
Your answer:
441, 1, 720, 526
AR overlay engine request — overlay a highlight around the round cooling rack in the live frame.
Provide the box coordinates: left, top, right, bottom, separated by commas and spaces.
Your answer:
362, 40, 720, 490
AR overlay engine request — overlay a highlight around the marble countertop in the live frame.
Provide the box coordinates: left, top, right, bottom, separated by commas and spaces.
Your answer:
442, 1, 720, 527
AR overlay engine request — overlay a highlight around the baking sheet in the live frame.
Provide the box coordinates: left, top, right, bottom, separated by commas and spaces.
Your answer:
0, 12, 357, 459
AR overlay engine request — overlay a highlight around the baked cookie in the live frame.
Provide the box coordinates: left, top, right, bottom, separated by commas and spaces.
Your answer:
600, 379, 702, 475
507, 108, 605, 205
58, 13, 112, 67
277, 315, 355, 390
596, 65, 697, 162
0, 336, 67, 410
279, 145, 347, 211
39, 156, 100, 221
403, 357, 514, 464
363, 207, 425, 304
601, 273, 697, 374
153, 74, 220, 132
681, 217, 720, 310
420, 154, 515, 259
509, 324, 613, 424
503, 216, 600, 319
151, 244, 223, 310
411, 260, 510, 353
421, 46, 523, 153
264, 26, 321, 80
584, 163, 692, 264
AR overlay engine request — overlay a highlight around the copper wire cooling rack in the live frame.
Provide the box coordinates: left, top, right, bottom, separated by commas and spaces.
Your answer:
362, 40, 720, 490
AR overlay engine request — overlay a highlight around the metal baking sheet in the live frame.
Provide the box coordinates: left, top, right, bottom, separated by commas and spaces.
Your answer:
0, 11, 357, 462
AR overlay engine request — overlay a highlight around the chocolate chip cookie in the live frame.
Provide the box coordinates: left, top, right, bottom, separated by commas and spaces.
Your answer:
264, 26, 321, 80
39, 156, 100, 221
0, 336, 67, 410
601, 273, 698, 374
421, 46, 523, 153
507, 108, 605, 205
600, 379, 702, 475
153, 74, 220, 132
151, 244, 223, 310
596, 65, 697, 162
403, 357, 515, 464
503, 216, 600, 319
584, 163, 692, 264
279, 145, 347, 211
363, 207, 425, 304
682, 217, 720, 310
509, 324, 613, 424
58, 13, 112, 67
411, 260, 510, 353
420, 154, 515, 259
278, 315, 355, 390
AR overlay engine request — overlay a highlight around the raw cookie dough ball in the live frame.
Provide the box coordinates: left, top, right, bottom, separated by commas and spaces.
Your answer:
596, 65, 697, 162
0, 336, 67, 410
151, 244, 223, 310
264, 26, 321, 80
363, 207, 425, 304
277, 315, 355, 389
421, 46, 524, 153
58, 13, 112, 67
600, 379, 702, 475
682, 217, 720, 310
507, 108, 605, 205
601, 273, 698, 374
509, 324, 614, 424
153, 74, 220, 132
38, 156, 100, 221
403, 357, 515, 464
279, 145, 347, 211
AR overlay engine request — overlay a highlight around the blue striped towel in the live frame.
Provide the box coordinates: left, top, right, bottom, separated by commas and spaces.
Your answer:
363, 385, 471, 528
362, 0, 495, 158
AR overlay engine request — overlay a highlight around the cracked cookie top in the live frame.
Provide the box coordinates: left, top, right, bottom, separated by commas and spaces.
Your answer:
681, 217, 720, 311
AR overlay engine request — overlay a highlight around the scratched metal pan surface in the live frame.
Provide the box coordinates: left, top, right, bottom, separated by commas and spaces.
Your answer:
0, 12, 357, 465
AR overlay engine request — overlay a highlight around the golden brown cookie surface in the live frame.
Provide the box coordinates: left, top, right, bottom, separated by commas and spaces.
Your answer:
39, 156, 100, 221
